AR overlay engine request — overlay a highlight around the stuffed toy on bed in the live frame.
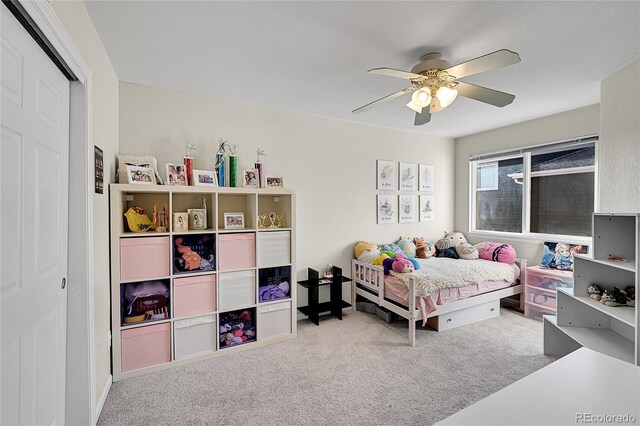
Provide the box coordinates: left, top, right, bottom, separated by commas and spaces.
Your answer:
474, 242, 517, 264
435, 237, 459, 259
354, 241, 381, 264
456, 243, 479, 260
397, 236, 417, 258
379, 243, 403, 254
443, 231, 468, 247
413, 237, 435, 259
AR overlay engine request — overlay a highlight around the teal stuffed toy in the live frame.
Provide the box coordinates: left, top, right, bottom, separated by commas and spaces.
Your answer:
397, 236, 417, 258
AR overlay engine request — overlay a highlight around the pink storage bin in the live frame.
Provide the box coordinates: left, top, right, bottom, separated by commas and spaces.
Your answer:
120, 237, 170, 281
525, 266, 573, 290
174, 275, 216, 318
218, 233, 256, 271
121, 323, 170, 372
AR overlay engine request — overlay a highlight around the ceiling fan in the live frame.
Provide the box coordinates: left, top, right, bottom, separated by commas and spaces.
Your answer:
352, 49, 521, 125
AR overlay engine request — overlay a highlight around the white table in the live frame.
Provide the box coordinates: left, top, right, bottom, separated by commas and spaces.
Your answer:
437, 348, 640, 425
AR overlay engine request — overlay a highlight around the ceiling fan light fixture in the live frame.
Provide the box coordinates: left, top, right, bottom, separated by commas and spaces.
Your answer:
406, 88, 431, 113
406, 100, 423, 113
436, 86, 458, 108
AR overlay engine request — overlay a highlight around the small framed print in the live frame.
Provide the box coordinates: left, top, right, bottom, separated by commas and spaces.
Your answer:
126, 165, 156, 184
188, 208, 207, 230
243, 169, 259, 188
224, 212, 245, 229
399, 162, 416, 191
265, 176, 285, 188
419, 195, 435, 222
377, 160, 397, 190
166, 163, 188, 186
377, 194, 397, 224
419, 164, 434, 192
192, 169, 218, 186
173, 212, 189, 232
399, 195, 417, 223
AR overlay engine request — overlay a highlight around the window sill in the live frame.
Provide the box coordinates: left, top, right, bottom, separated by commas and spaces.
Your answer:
468, 230, 593, 246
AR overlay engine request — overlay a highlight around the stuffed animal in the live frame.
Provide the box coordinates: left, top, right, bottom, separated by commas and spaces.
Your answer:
436, 247, 460, 259
435, 237, 455, 251
414, 237, 427, 258
600, 287, 634, 307
588, 283, 604, 301
354, 241, 381, 264
382, 257, 395, 275
373, 253, 390, 266
456, 243, 479, 260
407, 258, 421, 270
381, 250, 397, 259
541, 245, 555, 269
475, 242, 517, 264
443, 231, 468, 247
379, 243, 403, 254
392, 253, 414, 273
625, 285, 635, 301
397, 236, 417, 258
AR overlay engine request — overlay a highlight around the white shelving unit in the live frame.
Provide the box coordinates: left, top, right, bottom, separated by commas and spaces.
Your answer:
544, 213, 639, 366
110, 184, 297, 381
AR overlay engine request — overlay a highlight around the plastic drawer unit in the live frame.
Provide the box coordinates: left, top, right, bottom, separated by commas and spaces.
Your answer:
120, 236, 170, 281
257, 231, 291, 267
218, 233, 256, 271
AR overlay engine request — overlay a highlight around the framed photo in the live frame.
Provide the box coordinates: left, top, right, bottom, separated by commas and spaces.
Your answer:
419, 164, 434, 192
399, 195, 417, 223
377, 194, 397, 224
166, 163, 188, 186
243, 169, 259, 188
117, 155, 163, 184
265, 176, 285, 188
377, 160, 397, 190
188, 208, 207, 230
419, 195, 435, 222
192, 169, 218, 186
173, 212, 189, 232
126, 165, 156, 184
542, 241, 589, 271
399, 162, 416, 191
224, 212, 245, 229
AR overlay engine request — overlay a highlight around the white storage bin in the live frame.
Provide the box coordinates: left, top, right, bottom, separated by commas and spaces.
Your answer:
174, 314, 217, 360
218, 270, 256, 310
257, 301, 292, 340
257, 231, 291, 267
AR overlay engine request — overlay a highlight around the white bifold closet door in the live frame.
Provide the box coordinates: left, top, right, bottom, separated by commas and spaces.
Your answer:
1, 3, 70, 425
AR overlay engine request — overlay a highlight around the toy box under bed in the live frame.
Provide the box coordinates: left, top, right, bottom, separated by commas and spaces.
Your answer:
352, 257, 525, 346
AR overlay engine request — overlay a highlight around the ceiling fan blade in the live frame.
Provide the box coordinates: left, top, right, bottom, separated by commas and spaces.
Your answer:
352, 87, 415, 114
414, 110, 431, 126
455, 82, 515, 107
445, 49, 521, 79
368, 67, 425, 80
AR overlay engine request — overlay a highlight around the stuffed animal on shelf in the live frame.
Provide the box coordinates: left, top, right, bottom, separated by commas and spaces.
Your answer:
625, 285, 635, 302
392, 253, 414, 273
475, 242, 517, 264
587, 283, 604, 301
456, 243, 479, 260
397, 236, 417, 258
442, 231, 468, 247
354, 241, 381, 264
600, 286, 634, 307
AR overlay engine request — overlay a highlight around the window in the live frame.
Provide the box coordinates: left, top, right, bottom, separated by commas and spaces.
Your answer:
470, 137, 596, 238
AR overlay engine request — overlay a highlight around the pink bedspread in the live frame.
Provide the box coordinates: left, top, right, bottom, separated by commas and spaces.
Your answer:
384, 263, 520, 324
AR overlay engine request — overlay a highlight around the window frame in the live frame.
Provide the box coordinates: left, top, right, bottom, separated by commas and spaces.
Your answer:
468, 136, 597, 245
475, 161, 499, 191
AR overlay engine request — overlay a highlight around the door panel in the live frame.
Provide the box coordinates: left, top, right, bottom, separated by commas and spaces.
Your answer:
1, 4, 70, 425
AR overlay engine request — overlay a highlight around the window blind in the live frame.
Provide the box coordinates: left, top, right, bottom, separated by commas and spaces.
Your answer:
469, 135, 598, 162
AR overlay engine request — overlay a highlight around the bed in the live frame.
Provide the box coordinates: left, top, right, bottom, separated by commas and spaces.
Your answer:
351, 257, 526, 346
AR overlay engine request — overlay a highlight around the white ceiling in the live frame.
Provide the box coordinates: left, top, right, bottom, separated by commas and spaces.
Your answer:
84, 1, 639, 138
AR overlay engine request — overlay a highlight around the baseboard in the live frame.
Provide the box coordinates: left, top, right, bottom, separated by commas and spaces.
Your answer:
95, 374, 112, 421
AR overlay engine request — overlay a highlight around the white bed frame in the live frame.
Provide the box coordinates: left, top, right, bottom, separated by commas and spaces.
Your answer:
351, 258, 526, 347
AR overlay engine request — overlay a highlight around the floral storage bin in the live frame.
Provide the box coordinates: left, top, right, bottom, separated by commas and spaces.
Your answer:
258, 266, 291, 303
219, 308, 256, 349
173, 234, 216, 274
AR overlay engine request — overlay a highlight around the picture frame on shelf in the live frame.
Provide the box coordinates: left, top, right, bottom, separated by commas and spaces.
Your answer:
541, 241, 589, 271
399, 195, 417, 223
192, 169, 218, 186
419, 195, 435, 222
265, 176, 285, 188
377, 160, 397, 190
166, 163, 188, 186
377, 194, 397, 224
399, 162, 417, 191
242, 169, 259, 188
173, 212, 189, 232
117, 154, 163, 184
419, 164, 434, 192
224, 212, 245, 229
125, 165, 156, 185
188, 208, 207, 230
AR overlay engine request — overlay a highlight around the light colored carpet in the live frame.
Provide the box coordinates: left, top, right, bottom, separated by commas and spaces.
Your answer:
99, 308, 553, 426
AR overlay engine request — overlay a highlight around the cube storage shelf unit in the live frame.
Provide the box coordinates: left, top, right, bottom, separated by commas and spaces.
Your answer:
110, 184, 296, 381
544, 213, 639, 366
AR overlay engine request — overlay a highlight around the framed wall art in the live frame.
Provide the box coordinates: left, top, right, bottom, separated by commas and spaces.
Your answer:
399, 195, 417, 223
419, 195, 435, 222
377, 160, 397, 190
399, 162, 416, 191
126, 165, 156, 185
377, 194, 397, 224
419, 164, 434, 192
166, 163, 188, 186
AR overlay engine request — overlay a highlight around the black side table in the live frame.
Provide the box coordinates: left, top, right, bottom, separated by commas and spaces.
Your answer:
297, 266, 352, 326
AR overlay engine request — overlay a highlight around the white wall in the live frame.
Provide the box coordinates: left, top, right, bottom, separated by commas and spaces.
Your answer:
454, 105, 600, 265
599, 58, 640, 212
50, 0, 118, 413
119, 82, 455, 303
